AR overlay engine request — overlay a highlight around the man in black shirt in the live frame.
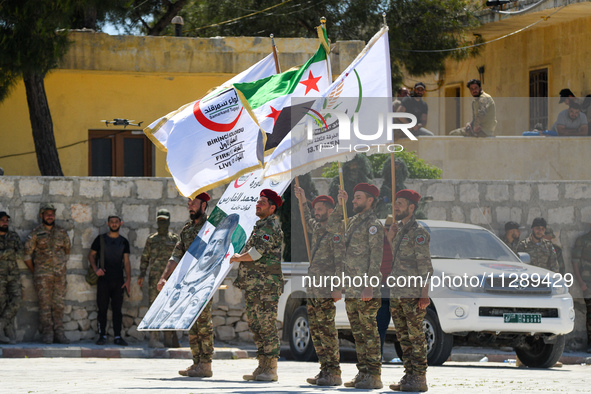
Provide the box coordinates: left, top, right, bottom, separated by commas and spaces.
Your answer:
397, 82, 434, 137
89, 215, 131, 346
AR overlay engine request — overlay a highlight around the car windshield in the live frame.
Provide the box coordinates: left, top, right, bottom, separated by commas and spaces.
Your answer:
425, 226, 521, 262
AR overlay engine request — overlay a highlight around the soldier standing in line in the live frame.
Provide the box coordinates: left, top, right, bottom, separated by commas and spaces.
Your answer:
327, 183, 384, 390
157, 193, 213, 377
386, 189, 432, 392
501, 221, 521, 253
294, 187, 342, 386
0, 211, 23, 344
230, 189, 284, 382
516, 217, 559, 273
544, 227, 565, 275
23, 203, 71, 344
138, 209, 180, 348
572, 224, 591, 352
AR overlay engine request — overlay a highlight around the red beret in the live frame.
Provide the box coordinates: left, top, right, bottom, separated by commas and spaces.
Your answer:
195, 192, 211, 202
260, 189, 283, 207
312, 195, 335, 208
395, 189, 421, 204
353, 183, 379, 199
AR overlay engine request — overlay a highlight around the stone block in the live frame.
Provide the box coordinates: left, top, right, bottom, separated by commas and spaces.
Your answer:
21, 276, 35, 302
526, 208, 543, 225
137, 180, 163, 199
227, 310, 243, 317
451, 207, 464, 223
226, 317, 240, 325
63, 314, 71, 323
212, 310, 227, 316
71, 204, 92, 223
97, 202, 116, 220
67, 254, 84, 270
212, 316, 226, 327
426, 183, 455, 202
165, 205, 189, 224
49, 180, 73, 196
19, 179, 44, 196
216, 326, 235, 341
64, 321, 79, 331
134, 317, 143, 325
495, 207, 511, 224
459, 183, 479, 203
80, 180, 104, 198
65, 275, 96, 303
80, 329, 96, 340
122, 204, 149, 223
513, 184, 531, 202
238, 331, 254, 342
565, 184, 591, 200
81, 227, 99, 249
235, 321, 249, 333
470, 207, 492, 225
486, 185, 509, 202
167, 180, 180, 199
224, 283, 243, 306
123, 316, 134, 328
24, 202, 40, 221
110, 180, 132, 198
71, 308, 88, 320
0, 178, 15, 197
581, 206, 591, 223
78, 319, 91, 331
548, 206, 575, 225
538, 184, 559, 201
217, 305, 229, 311
127, 325, 146, 341
135, 227, 151, 248
139, 307, 149, 318
88, 311, 98, 320
64, 305, 73, 315
427, 207, 446, 220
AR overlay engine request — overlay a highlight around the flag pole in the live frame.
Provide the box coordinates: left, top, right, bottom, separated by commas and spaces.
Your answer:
295, 177, 312, 262
270, 34, 281, 74
338, 162, 348, 228
382, 12, 396, 210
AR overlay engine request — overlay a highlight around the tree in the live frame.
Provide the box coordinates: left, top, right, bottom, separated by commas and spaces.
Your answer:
0, 0, 75, 175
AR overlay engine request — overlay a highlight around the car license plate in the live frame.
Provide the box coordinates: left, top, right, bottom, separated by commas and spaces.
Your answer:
503, 313, 541, 323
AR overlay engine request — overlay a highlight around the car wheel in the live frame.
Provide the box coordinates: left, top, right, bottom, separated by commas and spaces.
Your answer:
288, 305, 317, 361
393, 307, 453, 366
514, 335, 565, 368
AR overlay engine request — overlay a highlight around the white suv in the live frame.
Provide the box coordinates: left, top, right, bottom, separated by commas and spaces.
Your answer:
278, 220, 575, 368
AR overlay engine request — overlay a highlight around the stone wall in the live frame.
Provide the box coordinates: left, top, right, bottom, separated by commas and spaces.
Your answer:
2, 176, 591, 348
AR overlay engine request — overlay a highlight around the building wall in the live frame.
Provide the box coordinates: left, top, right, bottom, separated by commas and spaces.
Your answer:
1, 176, 590, 349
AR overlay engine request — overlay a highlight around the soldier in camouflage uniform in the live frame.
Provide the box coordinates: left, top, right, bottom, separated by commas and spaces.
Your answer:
516, 217, 559, 273
501, 221, 521, 253
138, 209, 180, 348
450, 79, 497, 137
572, 225, 591, 352
23, 203, 71, 344
294, 188, 342, 386
0, 211, 22, 344
327, 183, 384, 390
157, 193, 213, 378
231, 189, 284, 382
386, 189, 432, 392
544, 227, 565, 275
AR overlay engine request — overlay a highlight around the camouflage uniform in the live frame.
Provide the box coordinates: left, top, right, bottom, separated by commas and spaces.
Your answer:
234, 214, 284, 359
0, 230, 23, 340
140, 232, 180, 304
516, 236, 559, 273
326, 204, 383, 377
572, 231, 591, 344
302, 204, 340, 375
450, 91, 496, 136
389, 216, 433, 378
501, 235, 519, 253
172, 216, 213, 364
24, 223, 71, 339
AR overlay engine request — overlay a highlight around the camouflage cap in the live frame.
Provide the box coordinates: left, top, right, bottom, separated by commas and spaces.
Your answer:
39, 203, 56, 214
156, 209, 171, 219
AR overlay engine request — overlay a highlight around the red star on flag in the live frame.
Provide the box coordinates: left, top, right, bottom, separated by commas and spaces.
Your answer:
299, 70, 322, 95
204, 229, 210, 235
266, 106, 281, 123
225, 253, 230, 259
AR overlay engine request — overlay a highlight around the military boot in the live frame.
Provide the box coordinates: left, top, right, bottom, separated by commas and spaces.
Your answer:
256, 357, 278, 381
54, 331, 71, 344
42, 331, 54, 344
355, 373, 383, 389
401, 374, 428, 392
243, 356, 265, 381
149, 332, 164, 348
306, 368, 326, 385
178, 363, 199, 377
389, 373, 411, 391
344, 372, 365, 387
0, 322, 10, 344
188, 362, 213, 377
316, 370, 342, 386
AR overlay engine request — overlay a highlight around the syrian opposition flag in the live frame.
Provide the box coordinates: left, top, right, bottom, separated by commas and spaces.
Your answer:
234, 28, 332, 153
262, 27, 393, 179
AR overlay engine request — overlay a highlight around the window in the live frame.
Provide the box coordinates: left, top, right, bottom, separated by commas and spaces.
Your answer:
88, 130, 153, 176
529, 68, 548, 130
